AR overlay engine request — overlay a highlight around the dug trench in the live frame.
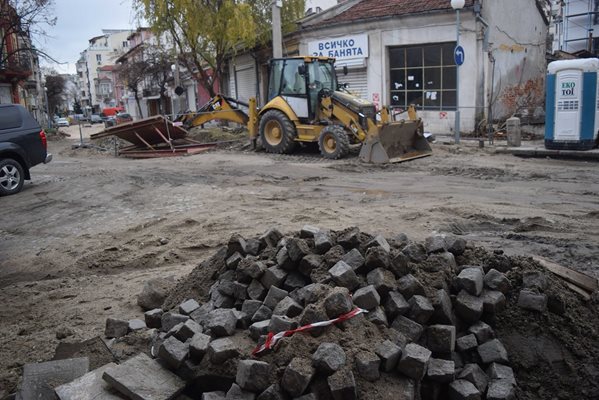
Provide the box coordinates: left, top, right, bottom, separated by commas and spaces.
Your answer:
8, 226, 599, 399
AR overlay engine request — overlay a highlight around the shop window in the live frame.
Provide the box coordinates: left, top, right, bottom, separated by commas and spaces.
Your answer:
389, 42, 457, 110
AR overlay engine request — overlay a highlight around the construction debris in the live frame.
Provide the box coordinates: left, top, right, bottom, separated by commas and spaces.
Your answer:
90, 116, 220, 158
11, 227, 599, 399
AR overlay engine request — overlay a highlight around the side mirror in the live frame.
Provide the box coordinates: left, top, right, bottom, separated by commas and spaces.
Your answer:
343, 66, 348, 76
298, 64, 306, 76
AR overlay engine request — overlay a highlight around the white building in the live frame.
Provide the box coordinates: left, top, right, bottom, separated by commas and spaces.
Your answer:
76, 29, 133, 113
226, 0, 550, 134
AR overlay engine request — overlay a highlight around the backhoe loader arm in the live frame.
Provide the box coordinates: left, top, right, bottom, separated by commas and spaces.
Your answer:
177, 95, 258, 137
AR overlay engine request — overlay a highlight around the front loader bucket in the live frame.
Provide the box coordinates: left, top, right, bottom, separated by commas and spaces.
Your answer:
359, 120, 432, 163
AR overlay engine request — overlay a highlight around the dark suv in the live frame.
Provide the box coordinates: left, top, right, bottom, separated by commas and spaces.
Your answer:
0, 104, 52, 196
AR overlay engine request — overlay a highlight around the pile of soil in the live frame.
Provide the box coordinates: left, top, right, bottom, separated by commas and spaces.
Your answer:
157, 227, 599, 399
187, 126, 247, 143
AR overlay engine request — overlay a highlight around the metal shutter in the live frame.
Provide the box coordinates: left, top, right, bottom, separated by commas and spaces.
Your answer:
233, 63, 256, 103
337, 68, 368, 100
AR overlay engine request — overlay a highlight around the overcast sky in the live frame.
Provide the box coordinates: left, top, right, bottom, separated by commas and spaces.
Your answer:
40, 0, 140, 74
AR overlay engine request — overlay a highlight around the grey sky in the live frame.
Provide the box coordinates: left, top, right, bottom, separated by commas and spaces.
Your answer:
40, 0, 139, 74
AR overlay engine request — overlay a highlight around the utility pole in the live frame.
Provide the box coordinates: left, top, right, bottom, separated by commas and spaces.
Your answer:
272, 0, 283, 58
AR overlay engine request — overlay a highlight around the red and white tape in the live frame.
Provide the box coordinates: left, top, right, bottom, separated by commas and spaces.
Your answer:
251, 307, 368, 356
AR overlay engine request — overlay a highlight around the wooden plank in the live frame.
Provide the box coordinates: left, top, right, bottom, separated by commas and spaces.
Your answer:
533, 256, 598, 293
564, 282, 591, 301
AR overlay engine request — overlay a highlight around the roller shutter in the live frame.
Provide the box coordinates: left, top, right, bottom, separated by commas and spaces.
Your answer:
337, 67, 368, 100
232, 63, 256, 103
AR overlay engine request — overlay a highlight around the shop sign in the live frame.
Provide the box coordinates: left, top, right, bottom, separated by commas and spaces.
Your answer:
308, 34, 369, 59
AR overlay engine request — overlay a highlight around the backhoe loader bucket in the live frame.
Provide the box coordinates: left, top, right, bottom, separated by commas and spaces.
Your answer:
359, 120, 432, 163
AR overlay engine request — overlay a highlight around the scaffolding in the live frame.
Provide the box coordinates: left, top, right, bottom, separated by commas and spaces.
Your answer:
561, 0, 599, 54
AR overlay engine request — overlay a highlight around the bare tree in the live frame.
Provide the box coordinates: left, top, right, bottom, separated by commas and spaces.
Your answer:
117, 58, 149, 118
45, 74, 64, 115
0, 0, 57, 66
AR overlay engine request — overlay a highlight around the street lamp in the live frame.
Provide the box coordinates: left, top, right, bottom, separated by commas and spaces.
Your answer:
451, 0, 465, 144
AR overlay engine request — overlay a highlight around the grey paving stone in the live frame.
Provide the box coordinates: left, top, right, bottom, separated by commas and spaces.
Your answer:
260, 228, 283, 248
354, 351, 380, 382
20, 358, 89, 400
402, 243, 427, 263
105, 318, 129, 338
102, 353, 185, 400
517, 289, 547, 312
226, 252, 243, 270
426, 358, 455, 383
236, 360, 271, 392
128, 319, 146, 332
249, 320, 271, 340
397, 274, 425, 299
189, 332, 211, 361
352, 285, 381, 310
173, 319, 203, 342
327, 368, 356, 400
144, 308, 163, 329
365, 235, 391, 253
208, 338, 239, 364
314, 232, 333, 254
137, 278, 173, 311
263, 286, 289, 310
256, 384, 284, 400
425, 234, 447, 254
158, 336, 189, 370
324, 287, 353, 318
366, 268, 396, 297
455, 290, 484, 324
457, 268, 484, 296
458, 363, 489, 393
55, 363, 121, 400
484, 269, 510, 293
468, 321, 495, 344
397, 343, 432, 381
366, 306, 388, 326
391, 315, 424, 342
477, 339, 509, 364
268, 315, 298, 333
281, 357, 315, 397
300, 225, 320, 238
445, 236, 467, 255
298, 254, 322, 276
161, 312, 190, 333
312, 343, 346, 374
328, 261, 359, 290
408, 295, 434, 325
364, 246, 390, 270
226, 383, 255, 400
481, 289, 507, 314
375, 340, 402, 372
247, 280, 267, 301
287, 238, 311, 262
486, 379, 516, 400
202, 391, 226, 400
486, 363, 516, 385
207, 309, 237, 337
272, 296, 303, 317
456, 334, 478, 352
427, 324, 456, 353
260, 266, 288, 290
385, 291, 410, 319
448, 379, 481, 400
341, 248, 365, 270
431, 289, 455, 325
522, 271, 548, 291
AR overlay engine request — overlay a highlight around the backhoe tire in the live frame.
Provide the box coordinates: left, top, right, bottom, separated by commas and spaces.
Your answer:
318, 125, 350, 159
259, 110, 297, 154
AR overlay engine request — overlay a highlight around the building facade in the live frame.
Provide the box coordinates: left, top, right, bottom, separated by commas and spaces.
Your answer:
226, 0, 550, 134
551, 0, 599, 56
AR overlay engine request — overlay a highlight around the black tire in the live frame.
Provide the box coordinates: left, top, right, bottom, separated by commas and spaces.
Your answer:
318, 125, 350, 159
0, 158, 25, 196
259, 110, 297, 154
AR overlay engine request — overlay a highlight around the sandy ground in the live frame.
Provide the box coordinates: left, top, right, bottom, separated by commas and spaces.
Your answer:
0, 132, 598, 396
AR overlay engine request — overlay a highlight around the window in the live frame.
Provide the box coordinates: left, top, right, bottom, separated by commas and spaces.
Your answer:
96, 54, 102, 64
100, 83, 111, 95
389, 43, 456, 110
122, 41, 129, 48
81, 91, 86, 97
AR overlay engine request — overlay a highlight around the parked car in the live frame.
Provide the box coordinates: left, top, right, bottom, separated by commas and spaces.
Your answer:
104, 116, 117, 128
56, 118, 70, 127
0, 104, 52, 196
116, 113, 133, 124
90, 114, 103, 124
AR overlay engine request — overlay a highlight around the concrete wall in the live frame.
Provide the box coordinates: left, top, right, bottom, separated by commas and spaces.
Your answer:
483, 0, 548, 121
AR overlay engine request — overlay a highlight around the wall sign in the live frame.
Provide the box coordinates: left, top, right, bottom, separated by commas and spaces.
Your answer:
308, 34, 369, 59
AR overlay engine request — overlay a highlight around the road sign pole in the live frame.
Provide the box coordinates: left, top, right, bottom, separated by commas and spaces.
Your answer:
455, 8, 461, 145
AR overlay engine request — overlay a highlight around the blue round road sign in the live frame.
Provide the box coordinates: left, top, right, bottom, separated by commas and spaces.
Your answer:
454, 45, 465, 66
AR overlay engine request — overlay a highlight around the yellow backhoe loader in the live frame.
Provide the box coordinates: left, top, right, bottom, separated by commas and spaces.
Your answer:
179, 56, 432, 163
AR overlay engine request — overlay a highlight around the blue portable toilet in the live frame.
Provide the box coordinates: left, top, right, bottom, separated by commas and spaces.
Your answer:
545, 58, 599, 150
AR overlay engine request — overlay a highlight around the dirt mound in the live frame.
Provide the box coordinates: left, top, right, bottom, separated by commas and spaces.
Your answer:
156, 227, 599, 399
187, 126, 247, 143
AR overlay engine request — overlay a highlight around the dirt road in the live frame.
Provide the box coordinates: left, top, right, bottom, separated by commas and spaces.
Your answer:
0, 135, 598, 395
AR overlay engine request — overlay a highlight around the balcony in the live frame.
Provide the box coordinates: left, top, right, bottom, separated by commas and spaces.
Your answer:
0, 55, 32, 78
